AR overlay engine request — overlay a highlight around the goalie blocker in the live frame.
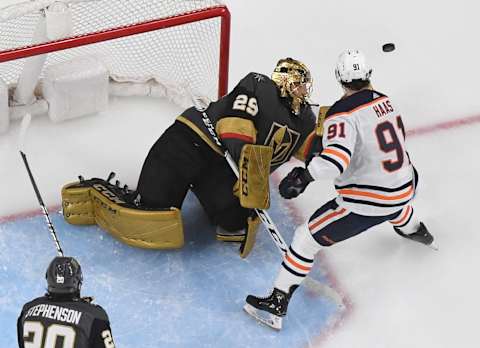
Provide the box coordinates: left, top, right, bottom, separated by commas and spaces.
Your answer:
62, 174, 184, 249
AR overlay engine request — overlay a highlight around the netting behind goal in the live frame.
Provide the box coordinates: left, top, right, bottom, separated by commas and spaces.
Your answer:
0, 0, 230, 132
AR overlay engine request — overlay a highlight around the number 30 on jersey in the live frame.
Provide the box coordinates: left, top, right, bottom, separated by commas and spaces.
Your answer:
23, 321, 115, 348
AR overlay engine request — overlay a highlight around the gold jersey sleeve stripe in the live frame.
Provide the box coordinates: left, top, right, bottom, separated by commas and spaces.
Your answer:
216, 117, 257, 144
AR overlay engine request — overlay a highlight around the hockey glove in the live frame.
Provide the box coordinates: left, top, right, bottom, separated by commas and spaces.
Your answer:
278, 167, 314, 199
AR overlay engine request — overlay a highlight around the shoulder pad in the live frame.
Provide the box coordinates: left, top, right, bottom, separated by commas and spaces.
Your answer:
326, 89, 387, 118
76, 299, 110, 321
23, 296, 47, 310
237, 72, 270, 92
91, 304, 110, 321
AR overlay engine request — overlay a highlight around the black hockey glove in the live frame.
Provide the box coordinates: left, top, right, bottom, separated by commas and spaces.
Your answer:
278, 167, 314, 199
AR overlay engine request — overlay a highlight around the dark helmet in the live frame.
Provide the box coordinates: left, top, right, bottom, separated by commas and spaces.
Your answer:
46, 256, 83, 295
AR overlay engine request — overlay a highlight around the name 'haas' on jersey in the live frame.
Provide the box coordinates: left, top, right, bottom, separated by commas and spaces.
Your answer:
372, 98, 394, 118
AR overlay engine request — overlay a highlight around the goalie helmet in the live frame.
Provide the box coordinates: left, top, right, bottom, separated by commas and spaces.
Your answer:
271, 58, 312, 115
46, 256, 83, 296
335, 49, 372, 84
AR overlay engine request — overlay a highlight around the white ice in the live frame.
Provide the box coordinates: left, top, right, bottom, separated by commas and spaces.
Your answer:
2, 0, 480, 347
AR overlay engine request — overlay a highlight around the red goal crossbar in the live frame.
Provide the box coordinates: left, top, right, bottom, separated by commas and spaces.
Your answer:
0, 5, 230, 98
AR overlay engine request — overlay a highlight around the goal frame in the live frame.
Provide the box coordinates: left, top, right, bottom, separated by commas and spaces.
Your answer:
0, 5, 231, 99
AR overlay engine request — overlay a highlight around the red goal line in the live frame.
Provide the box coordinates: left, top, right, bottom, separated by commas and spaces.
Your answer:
407, 114, 480, 138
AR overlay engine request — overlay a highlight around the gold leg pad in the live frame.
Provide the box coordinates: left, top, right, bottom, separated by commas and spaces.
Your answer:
239, 215, 262, 258
62, 180, 184, 249
62, 184, 96, 225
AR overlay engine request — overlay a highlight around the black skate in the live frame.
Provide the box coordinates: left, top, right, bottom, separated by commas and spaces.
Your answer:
394, 222, 437, 250
243, 287, 296, 330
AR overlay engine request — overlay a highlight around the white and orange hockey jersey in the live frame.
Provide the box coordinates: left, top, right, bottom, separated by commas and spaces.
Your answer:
308, 89, 416, 216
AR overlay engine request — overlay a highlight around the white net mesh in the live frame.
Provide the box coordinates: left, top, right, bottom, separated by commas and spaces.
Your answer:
0, 0, 228, 102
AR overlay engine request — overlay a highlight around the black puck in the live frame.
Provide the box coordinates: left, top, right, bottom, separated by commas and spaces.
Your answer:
382, 43, 395, 52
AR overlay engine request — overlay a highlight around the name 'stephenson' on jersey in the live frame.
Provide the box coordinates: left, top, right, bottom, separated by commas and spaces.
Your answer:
18, 296, 115, 348
308, 89, 415, 216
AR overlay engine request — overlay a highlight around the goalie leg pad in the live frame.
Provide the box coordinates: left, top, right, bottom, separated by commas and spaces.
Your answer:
316, 106, 330, 136
62, 179, 184, 249
240, 215, 262, 258
62, 184, 96, 225
238, 144, 273, 210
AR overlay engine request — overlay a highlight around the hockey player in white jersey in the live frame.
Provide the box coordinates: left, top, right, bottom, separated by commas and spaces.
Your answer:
243, 49, 435, 330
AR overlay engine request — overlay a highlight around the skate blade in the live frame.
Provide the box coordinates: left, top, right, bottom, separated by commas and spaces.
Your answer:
427, 241, 439, 251
243, 303, 282, 330
405, 238, 439, 251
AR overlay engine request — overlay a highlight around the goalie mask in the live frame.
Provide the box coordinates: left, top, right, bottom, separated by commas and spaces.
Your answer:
271, 58, 312, 115
46, 256, 83, 296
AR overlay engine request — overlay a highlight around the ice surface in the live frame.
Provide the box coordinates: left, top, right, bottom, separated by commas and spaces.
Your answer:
0, 190, 344, 348
2, 0, 480, 347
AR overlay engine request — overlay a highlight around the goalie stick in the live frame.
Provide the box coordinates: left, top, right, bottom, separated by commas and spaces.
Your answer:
192, 98, 344, 304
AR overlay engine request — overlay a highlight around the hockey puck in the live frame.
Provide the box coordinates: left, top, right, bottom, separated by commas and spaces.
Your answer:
382, 43, 395, 52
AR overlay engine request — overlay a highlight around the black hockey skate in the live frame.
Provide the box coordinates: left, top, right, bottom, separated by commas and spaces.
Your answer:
394, 222, 437, 250
243, 286, 297, 330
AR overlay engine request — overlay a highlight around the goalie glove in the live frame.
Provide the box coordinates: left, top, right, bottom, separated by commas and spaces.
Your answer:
278, 167, 314, 199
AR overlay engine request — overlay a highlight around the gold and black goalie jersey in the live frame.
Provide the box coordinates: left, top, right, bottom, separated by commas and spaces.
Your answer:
178, 72, 319, 171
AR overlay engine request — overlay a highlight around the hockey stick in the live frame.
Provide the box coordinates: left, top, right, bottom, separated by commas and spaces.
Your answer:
192, 99, 288, 252
20, 150, 65, 257
192, 99, 344, 303
18, 114, 64, 257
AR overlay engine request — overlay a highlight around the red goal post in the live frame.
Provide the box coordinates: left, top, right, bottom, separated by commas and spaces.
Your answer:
0, 0, 230, 132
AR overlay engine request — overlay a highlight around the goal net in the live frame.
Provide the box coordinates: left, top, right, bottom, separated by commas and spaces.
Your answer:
0, 0, 230, 133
